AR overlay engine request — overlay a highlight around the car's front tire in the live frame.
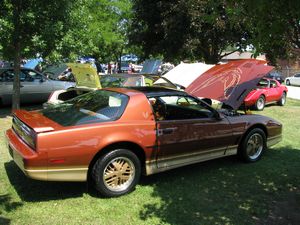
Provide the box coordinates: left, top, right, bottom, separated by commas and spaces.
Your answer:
239, 128, 266, 162
277, 92, 287, 106
92, 149, 141, 197
255, 96, 265, 111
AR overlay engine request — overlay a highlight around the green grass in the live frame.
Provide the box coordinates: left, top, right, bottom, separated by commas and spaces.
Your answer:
1, 100, 300, 225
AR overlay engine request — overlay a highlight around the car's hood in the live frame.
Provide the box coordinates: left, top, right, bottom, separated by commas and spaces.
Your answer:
67, 63, 101, 89
141, 59, 162, 74
43, 63, 68, 79
185, 59, 274, 110
162, 62, 214, 88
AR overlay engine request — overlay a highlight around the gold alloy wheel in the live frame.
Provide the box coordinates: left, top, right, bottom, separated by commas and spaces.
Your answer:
103, 157, 135, 192
246, 133, 263, 160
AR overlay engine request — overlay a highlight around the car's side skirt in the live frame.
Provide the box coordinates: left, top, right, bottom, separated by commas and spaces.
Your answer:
267, 134, 282, 148
145, 145, 238, 175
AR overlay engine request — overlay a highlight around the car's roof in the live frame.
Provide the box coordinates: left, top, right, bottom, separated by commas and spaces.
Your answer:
0, 67, 36, 72
111, 86, 188, 98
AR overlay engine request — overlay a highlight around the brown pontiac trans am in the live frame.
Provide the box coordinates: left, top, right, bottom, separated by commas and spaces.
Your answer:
6, 60, 282, 197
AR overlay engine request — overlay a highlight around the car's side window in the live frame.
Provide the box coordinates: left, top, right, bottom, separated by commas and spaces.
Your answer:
270, 80, 277, 88
295, 74, 300, 78
149, 95, 214, 121
23, 70, 42, 81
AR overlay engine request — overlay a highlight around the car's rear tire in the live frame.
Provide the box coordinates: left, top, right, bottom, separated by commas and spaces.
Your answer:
239, 128, 266, 163
92, 149, 141, 197
255, 96, 265, 111
277, 92, 286, 106
286, 80, 290, 86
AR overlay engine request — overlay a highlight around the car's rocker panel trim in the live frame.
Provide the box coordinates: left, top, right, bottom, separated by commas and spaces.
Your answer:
145, 145, 238, 175
267, 134, 282, 147
25, 167, 88, 181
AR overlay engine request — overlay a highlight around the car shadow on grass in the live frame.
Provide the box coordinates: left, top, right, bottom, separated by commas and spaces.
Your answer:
4, 161, 88, 202
138, 146, 300, 225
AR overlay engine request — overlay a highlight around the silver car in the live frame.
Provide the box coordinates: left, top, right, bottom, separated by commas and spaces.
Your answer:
285, 73, 300, 86
0, 67, 75, 105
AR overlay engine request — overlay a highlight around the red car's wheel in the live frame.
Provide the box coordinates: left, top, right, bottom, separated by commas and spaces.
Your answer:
255, 96, 265, 111
277, 92, 287, 106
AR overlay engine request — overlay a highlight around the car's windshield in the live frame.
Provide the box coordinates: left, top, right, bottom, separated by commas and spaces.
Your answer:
99, 75, 178, 89
100, 76, 143, 87
257, 79, 269, 88
40, 90, 128, 126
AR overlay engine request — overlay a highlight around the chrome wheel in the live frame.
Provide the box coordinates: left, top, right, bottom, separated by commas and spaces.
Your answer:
255, 96, 265, 110
103, 157, 135, 192
246, 133, 263, 160
278, 92, 286, 106
239, 128, 266, 163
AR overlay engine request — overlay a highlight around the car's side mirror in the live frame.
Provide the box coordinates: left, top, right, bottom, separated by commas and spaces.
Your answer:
214, 111, 224, 120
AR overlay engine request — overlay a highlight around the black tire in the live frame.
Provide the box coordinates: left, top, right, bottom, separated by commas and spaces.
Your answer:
255, 96, 265, 111
238, 128, 266, 163
286, 80, 290, 86
92, 149, 141, 197
277, 92, 286, 106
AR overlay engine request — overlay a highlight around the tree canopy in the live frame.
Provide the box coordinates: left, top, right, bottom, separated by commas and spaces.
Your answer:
0, 0, 132, 109
129, 0, 300, 64
129, 0, 249, 64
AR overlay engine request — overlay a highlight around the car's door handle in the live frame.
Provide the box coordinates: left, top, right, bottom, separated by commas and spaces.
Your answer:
158, 128, 177, 136
20, 85, 24, 88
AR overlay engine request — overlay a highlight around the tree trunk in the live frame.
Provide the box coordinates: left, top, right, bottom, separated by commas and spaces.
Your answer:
12, 0, 21, 110
12, 41, 21, 110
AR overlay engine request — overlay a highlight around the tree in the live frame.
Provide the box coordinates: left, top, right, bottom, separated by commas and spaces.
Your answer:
0, 0, 76, 109
227, 1, 300, 64
48, 0, 133, 64
129, 0, 249, 64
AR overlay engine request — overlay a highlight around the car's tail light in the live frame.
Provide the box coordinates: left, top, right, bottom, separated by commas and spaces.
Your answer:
12, 116, 37, 150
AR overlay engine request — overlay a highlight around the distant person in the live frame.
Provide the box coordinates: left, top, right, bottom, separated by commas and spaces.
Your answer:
108, 63, 112, 74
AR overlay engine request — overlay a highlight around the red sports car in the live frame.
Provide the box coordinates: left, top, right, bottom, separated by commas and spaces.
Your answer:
243, 78, 288, 110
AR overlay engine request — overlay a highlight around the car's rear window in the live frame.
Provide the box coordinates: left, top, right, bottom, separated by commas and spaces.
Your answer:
40, 90, 128, 126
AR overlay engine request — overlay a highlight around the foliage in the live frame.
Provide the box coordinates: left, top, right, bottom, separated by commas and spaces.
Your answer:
0, 0, 132, 109
45, 0, 133, 63
0, 0, 75, 60
129, 0, 249, 64
227, 1, 300, 64
0, 0, 132, 63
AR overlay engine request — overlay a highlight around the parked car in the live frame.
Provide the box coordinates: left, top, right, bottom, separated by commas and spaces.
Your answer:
285, 73, 300, 86
0, 67, 75, 105
243, 78, 288, 110
265, 71, 284, 83
6, 86, 282, 197
44, 63, 182, 107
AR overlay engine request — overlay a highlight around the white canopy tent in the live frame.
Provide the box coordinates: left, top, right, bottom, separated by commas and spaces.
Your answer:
162, 62, 214, 88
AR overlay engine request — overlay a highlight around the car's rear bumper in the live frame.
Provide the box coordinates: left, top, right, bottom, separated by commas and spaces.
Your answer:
6, 129, 87, 182
5, 129, 44, 180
